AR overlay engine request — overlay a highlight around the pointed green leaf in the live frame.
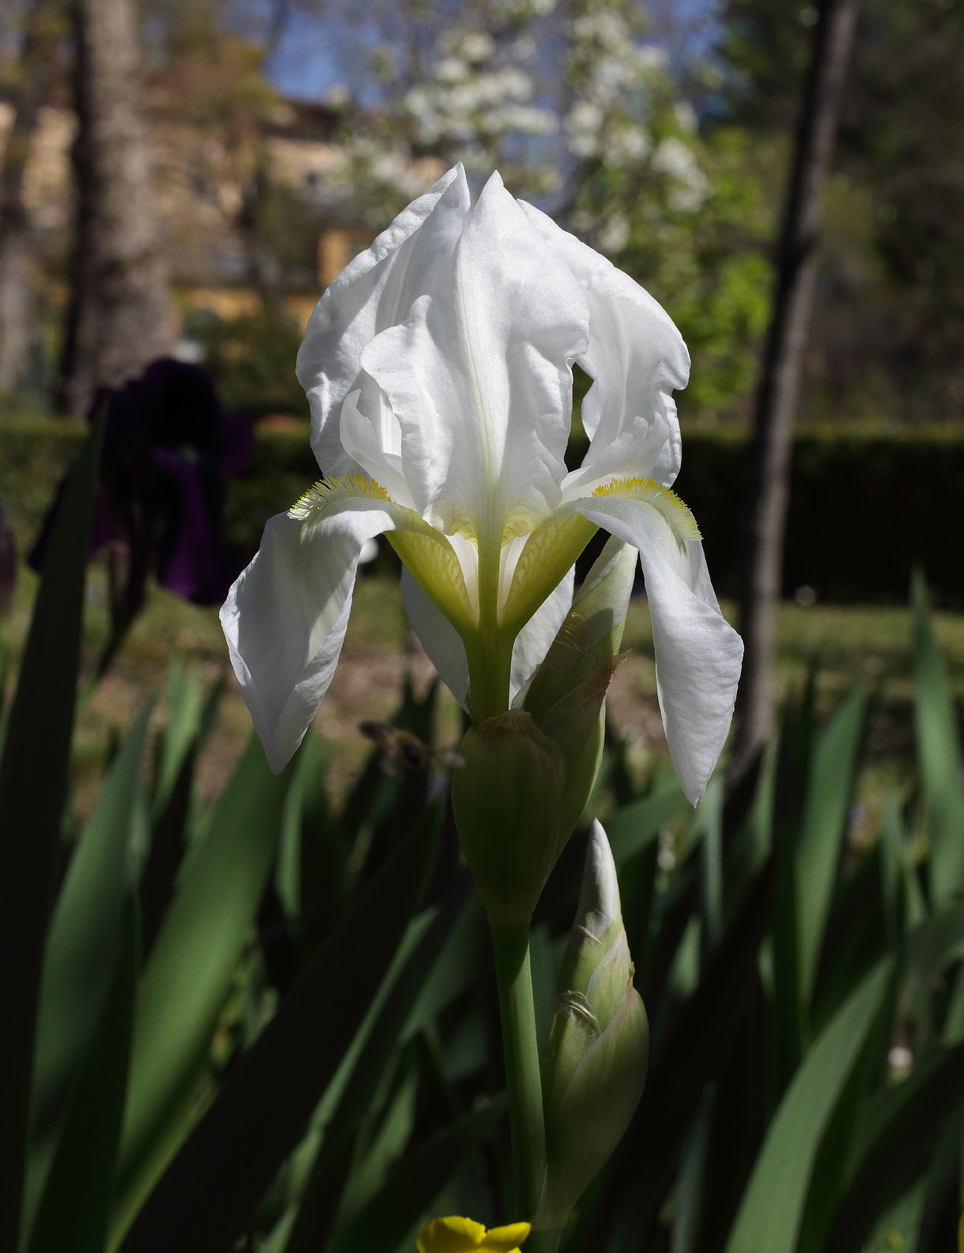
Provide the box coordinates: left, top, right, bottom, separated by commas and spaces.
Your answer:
912, 571, 964, 908
115, 734, 294, 1225
31, 708, 152, 1142
724, 958, 892, 1253
880, 793, 905, 946
795, 1008, 881, 1253
119, 800, 441, 1253
28, 900, 138, 1253
824, 1043, 964, 1253
325, 1095, 507, 1253
0, 418, 101, 1250
810, 846, 889, 1032
796, 688, 867, 1008
154, 658, 202, 816
670, 1093, 712, 1253
606, 782, 688, 869
283, 877, 473, 1253
699, 777, 724, 949
140, 746, 195, 958
596, 858, 776, 1243
900, 903, 964, 1025
696, 973, 768, 1253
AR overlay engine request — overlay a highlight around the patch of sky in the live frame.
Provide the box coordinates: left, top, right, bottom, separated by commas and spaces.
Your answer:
261, 0, 723, 106
266, 10, 349, 102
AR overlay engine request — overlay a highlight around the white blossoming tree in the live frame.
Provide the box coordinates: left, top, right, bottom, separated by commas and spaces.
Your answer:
321, 0, 772, 422
322, 0, 700, 207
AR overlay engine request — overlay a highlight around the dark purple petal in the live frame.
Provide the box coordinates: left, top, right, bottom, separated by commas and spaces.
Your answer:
218, 410, 254, 479
151, 449, 233, 605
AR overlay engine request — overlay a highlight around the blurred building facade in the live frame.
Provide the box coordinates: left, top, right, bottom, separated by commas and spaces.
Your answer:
0, 90, 442, 340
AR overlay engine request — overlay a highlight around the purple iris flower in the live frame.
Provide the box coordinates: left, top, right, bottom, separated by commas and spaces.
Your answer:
33, 358, 252, 673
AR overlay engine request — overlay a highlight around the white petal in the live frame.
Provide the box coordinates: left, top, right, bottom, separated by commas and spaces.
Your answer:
571, 497, 743, 805
340, 382, 417, 509
575, 820, 620, 939
401, 566, 470, 709
296, 165, 470, 478
510, 565, 575, 704
363, 173, 590, 544
221, 506, 397, 774
517, 200, 688, 490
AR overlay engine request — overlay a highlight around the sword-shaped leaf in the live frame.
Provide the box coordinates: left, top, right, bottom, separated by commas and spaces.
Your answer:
0, 419, 100, 1251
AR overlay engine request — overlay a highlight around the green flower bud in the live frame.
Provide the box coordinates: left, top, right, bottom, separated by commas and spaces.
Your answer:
535, 821, 649, 1234
525, 537, 637, 725
538, 659, 617, 857
523, 538, 637, 856
451, 710, 566, 925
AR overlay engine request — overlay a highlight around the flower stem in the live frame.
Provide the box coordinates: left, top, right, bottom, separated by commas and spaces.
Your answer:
526, 1230, 563, 1253
464, 631, 513, 723
489, 919, 546, 1221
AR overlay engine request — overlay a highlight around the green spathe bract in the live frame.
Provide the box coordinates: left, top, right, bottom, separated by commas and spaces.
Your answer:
535, 821, 649, 1237
451, 710, 565, 926
524, 536, 638, 855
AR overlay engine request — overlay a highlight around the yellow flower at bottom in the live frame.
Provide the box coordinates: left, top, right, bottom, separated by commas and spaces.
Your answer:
417, 1216, 531, 1253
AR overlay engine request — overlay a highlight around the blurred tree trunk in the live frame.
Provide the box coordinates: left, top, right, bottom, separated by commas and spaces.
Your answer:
58, 0, 170, 418
0, 0, 63, 393
732, 0, 860, 776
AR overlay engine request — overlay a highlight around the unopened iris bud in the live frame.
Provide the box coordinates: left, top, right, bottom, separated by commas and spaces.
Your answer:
535, 820, 649, 1235
523, 538, 637, 857
451, 710, 565, 925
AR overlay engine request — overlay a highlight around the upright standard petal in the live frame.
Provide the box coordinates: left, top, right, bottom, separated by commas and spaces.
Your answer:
517, 201, 688, 493
363, 173, 590, 547
568, 484, 742, 805
296, 165, 470, 477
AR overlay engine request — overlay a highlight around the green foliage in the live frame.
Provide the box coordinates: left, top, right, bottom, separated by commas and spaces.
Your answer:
0, 418, 85, 576
29, 706, 152, 1218
581, 124, 778, 421
0, 418, 101, 1249
912, 571, 964, 906
717, 0, 964, 424
670, 426, 964, 606
186, 306, 310, 420
724, 960, 891, 1253
3, 439, 964, 1253
28, 904, 139, 1253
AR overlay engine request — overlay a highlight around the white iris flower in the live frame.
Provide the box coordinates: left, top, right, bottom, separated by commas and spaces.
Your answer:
219, 166, 742, 804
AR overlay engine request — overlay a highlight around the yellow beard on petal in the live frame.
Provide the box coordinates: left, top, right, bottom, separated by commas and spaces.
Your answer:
288, 474, 390, 521
590, 476, 701, 543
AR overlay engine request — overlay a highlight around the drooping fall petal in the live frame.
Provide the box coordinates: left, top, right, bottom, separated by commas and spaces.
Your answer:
571, 489, 742, 805
221, 482, 469, 772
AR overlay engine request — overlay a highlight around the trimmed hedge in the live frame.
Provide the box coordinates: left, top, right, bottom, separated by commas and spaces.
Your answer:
2, 418, 963, 607
672, 426, 964, 608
